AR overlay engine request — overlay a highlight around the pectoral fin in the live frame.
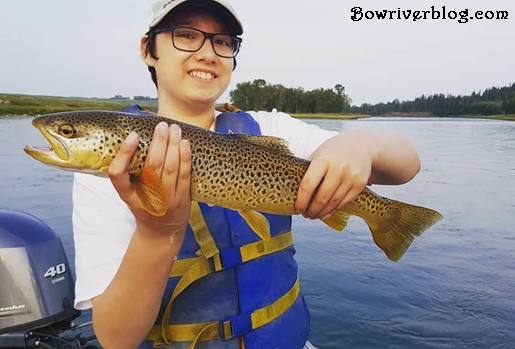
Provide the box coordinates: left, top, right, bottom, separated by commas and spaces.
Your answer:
131, 166, 168, 217
239, 210, 272, 241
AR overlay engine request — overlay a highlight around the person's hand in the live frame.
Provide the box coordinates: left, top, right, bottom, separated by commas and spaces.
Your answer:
108, 122, 192, 236
294, 132, 376, 220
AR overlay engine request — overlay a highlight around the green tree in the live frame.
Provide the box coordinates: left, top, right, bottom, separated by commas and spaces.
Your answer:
229, 80, 352, 113
502, 96, 515, 114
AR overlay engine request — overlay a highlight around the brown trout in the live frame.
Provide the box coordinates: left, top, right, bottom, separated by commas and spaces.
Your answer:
24, 110, 443, 262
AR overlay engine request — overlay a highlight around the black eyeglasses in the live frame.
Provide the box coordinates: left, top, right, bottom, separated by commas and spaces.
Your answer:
154, 26, 242, 58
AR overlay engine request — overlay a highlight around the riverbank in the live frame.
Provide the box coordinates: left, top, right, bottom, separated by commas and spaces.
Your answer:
1, 93, 513, 121
380, 111, 515, 121
0, 93, 157, 117
0, 93, 369, 119
290, 113, 370, 120
456, 114, 515, 121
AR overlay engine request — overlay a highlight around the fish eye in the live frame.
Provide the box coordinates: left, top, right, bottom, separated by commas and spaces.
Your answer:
58, 124, 76, 138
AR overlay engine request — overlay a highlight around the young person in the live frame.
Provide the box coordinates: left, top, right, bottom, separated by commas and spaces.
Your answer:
72, 1, 421, 348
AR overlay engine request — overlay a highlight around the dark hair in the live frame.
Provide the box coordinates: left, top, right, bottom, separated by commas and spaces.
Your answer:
142, 6, 238, 89
142, 30, 161, 88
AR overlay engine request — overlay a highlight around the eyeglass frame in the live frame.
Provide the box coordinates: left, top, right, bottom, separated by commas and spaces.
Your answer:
153, 25, 243, 58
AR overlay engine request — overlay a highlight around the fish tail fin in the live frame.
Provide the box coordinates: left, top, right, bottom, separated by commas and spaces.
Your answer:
366, 200, 443, 262
320, 211, 351, 231
131, 166, 168, 217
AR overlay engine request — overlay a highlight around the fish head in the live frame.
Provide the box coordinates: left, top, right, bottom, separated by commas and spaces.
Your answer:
23, 111, 128, 176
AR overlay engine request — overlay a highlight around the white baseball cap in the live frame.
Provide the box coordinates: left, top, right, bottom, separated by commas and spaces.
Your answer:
147, 0, 243, 35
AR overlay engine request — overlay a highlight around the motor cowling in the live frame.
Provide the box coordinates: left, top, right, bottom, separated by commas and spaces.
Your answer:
0, 210, 80, 336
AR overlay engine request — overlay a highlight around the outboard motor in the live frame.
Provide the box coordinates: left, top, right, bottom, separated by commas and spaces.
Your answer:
0, 210, 96, 348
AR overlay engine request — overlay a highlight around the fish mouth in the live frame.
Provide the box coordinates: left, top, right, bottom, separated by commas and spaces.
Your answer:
23, 118, 72, 165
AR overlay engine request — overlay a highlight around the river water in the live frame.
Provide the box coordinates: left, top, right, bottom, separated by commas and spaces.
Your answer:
0, 116, 514, 349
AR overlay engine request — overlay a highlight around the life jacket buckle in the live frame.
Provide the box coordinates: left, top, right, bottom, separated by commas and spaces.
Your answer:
219, 319, 235, 341
208, 253, 224, 272
208, 247, 245, 272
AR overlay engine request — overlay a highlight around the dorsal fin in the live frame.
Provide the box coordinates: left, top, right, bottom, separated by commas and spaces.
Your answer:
233, 134, 294, 156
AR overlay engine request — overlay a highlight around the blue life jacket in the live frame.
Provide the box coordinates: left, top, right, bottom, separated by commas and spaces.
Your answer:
123, 105, 311, 349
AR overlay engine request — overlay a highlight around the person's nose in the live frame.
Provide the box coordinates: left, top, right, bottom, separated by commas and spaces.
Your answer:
194, 36, 217, 62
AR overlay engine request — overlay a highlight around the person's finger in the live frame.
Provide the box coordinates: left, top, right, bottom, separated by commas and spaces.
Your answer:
162, 124, 182, 191
311, 178, 352, 219
319, 175, 368, 219
108, 132, 139, 201
338, 181, 367, 210
294, 158, 327, 214
147, 122, 170, 178
175, 139, 192, 204
308, 177, 352, 218
303, 174, 343, 219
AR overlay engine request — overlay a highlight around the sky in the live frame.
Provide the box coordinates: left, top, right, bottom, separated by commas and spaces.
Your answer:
0, 0, 514, 106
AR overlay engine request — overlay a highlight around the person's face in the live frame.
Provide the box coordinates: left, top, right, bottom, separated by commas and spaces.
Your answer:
143, 11, 235, 108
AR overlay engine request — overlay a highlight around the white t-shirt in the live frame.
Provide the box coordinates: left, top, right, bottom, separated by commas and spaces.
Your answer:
72, 110, 339, 310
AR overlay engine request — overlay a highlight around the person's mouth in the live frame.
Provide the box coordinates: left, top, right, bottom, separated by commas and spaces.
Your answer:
188, 70, 217, 80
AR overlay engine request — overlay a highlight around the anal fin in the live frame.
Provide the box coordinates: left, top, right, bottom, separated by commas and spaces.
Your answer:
239, 211, 272, 241
320, 211, 351, 232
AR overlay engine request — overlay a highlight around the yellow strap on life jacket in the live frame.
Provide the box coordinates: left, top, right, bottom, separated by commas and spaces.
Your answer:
249, 277, 300, 330
149, 201, 296, 348
170, 230, 294, 278
188, 202, 219, 259
159, 202, 218, 346
146, 277, 301, 348
147, 321, 219, 344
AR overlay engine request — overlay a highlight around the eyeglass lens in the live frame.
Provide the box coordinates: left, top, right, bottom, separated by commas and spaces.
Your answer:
172, 27, 239, 58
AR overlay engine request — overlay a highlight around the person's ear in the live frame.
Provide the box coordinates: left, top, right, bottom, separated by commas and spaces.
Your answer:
140, 35, 157, 67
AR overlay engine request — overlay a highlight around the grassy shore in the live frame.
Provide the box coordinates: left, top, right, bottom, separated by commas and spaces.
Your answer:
1, 93, 513, 121
290, 113, 369, 120
381, 111, 515, 121
0, 94, 370, 119
0, 93, 157, 117
455, 114, 515, 121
